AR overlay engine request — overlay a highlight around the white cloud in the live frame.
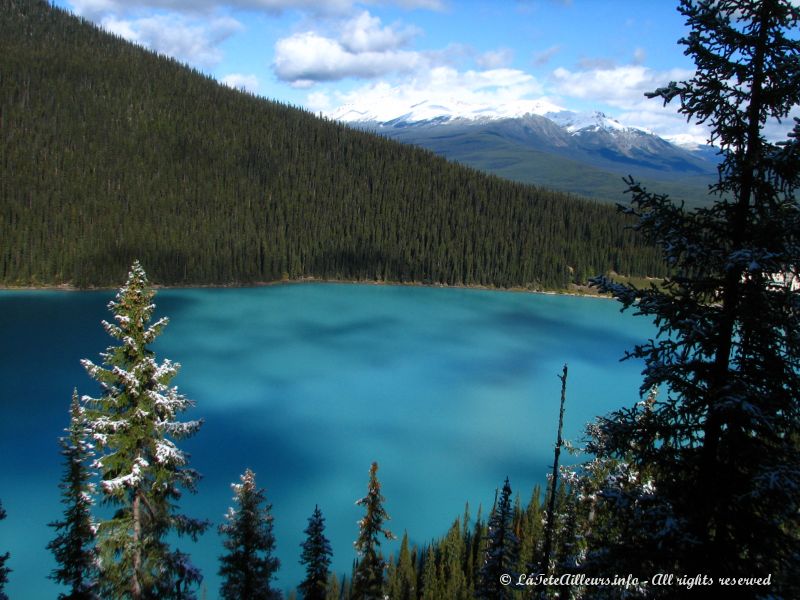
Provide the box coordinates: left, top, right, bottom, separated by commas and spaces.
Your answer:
70, 0, 348, 16
221, 73, 260, 93
274, 31, 423, 82
552, 63, 800, 144
68, 0, 433, 18
101, 16, 139, 40
306, 90, 334, 113
550, 65, 665, 107
99, 13, 243, 68
549, 64, 713, 142
384, 0, 446, 9
273, 11, 424, 83
319, 66, 551, 119
339, 11, 419, 52
476, 48, 514, 69
68, 0, 123, 19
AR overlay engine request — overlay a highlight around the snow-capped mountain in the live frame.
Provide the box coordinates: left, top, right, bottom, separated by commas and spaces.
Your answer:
329, 97, 566, 124
329, 98, 718, 205
330, 96, 653, 136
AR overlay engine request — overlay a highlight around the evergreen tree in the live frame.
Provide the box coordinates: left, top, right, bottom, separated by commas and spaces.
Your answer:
440, 520, 468, 600
0, 499, 8, 600
47, 389, 99, 599
387, 532, 417, 600
565, 391, 661, 598
591, 0, 800, 593
352, 462, 395, 600
476, 478, 518, 600
385, 556, 398, 599
324, 573, 341, 600
466, 504, 486, 594
299, 505, 333, 600
516, 486, 543, 580
81, 261, 207, 599
419, 546, 440, 600
340, 574, 351, 600
218, 469, 281, 600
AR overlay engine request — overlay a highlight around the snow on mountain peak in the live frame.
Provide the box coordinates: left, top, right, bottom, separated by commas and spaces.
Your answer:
327, 97, 660, 144
328, 96, 567, 124
545, 110, 651, 136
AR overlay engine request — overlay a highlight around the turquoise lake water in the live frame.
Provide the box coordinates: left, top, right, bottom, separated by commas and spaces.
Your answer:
0, 283, 656, 598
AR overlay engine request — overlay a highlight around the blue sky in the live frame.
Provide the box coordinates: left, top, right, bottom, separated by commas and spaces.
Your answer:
51, 1, 730, 143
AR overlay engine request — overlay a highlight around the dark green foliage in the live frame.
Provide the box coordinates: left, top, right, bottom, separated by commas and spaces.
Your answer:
352, 462, 394, 600
47, 390, 99, 600
218, 469, 281, 600
324, 573, 342, 600
419, 545, 440, 600
589, 0, 800, 595
378, 489, 550, 600
0, 500, 8, 600
437, 520, 469, 599
476, 479, 519, 600
562, 392, 661, 600
515, 486, 543, 580
465, 505, 486, 595
81, 261, 207, 599
0, 0, 665, 290
299, 505, 333, 600
386, 532, 417, 600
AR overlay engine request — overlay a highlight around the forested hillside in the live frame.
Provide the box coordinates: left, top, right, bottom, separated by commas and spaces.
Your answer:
0, 0, 666, 289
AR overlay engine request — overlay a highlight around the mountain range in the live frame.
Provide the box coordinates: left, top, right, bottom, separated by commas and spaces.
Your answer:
0, 0, 667, 289
331, 99, 720, 205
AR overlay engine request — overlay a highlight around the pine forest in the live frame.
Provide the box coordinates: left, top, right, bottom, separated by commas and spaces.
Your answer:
0, 0, 665, 290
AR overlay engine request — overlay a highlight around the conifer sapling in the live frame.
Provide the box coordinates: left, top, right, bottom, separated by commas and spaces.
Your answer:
299, 505, 333, 600
0, 499, 9, 600
47, 389, 99, 600
218, 469, 280, 600
352, 462, 395, 600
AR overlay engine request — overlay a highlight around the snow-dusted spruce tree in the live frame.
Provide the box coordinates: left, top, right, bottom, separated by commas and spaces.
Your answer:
218, 469, 280, 600
81, 261, 207, 599
590, 0, 800, 593
0, 499, 8, 600
352, 462, 395, 600
298, 505, 333, 600
475, 478, 518, 600
559, 390, 660, 599
47, 389, 99, 600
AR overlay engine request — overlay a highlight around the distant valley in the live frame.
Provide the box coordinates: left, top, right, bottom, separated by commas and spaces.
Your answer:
331, 100, 719, 206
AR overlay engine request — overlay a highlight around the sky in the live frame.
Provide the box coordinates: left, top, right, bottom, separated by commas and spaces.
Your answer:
50, 0, 795, 145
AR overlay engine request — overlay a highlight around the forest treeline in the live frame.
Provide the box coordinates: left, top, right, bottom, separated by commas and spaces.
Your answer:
0, 0, 666, 290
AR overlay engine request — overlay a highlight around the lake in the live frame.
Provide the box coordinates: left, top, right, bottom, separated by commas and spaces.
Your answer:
0, 282, 655, 598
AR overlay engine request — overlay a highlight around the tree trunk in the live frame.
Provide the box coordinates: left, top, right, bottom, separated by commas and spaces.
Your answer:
132, 490, 142, 600
698, 1, 771, 578
540, 364, 568, 580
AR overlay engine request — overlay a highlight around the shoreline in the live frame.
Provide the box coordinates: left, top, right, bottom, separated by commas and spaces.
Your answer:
0, 276, 621, 299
